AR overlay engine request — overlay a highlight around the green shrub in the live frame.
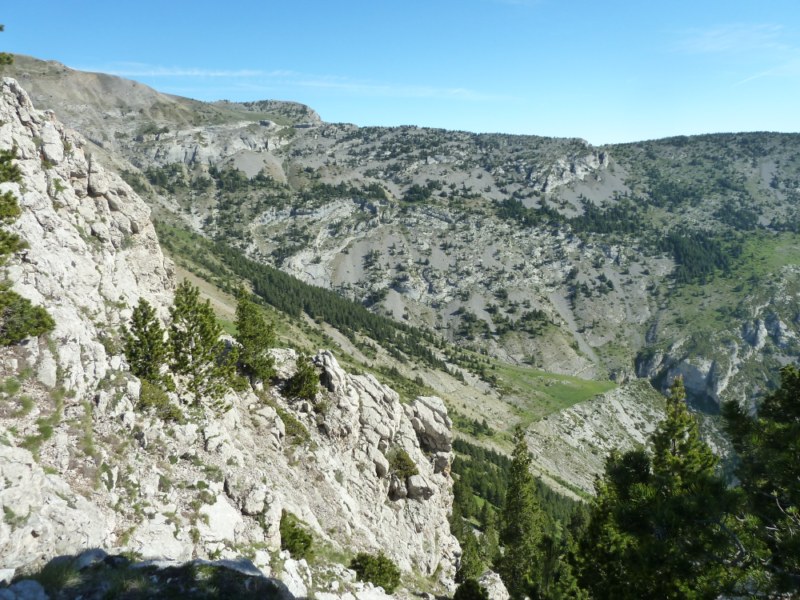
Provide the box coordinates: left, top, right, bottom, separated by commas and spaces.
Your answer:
386, 446, 418, 479
139, 380, 183, 422
280, 510, 314, 560
0, 285, 55, 344
284, 353, 319, 401
349, 551, 401, 593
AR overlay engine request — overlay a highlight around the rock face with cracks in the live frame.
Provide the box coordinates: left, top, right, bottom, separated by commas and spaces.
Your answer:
0, 79, 459, 595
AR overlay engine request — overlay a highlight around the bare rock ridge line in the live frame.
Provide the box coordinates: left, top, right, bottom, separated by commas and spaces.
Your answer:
0, 77, 460, 596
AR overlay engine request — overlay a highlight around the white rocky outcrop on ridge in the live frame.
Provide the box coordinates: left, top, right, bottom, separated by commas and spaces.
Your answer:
0, 79, 459, 595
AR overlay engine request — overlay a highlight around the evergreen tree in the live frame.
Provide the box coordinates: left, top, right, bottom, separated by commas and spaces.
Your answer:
234, 289, 276, 382
724, 365, 800, 593
284, 352, 319, 400
498, 427, 545, 600
169, 280, 235, 402
456, 530, 485, 583
481, 508, 500, 567
122, 298, 168, 385
577, 378, 750, 599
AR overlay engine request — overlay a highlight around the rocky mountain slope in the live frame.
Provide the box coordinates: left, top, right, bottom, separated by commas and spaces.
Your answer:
7, 56, 798, 414
0, 78, 463, 596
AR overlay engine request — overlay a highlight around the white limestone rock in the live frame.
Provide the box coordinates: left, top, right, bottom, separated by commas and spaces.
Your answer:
0, 445, 112, 569
478, 570, 510, 600
198, 495, 243, 544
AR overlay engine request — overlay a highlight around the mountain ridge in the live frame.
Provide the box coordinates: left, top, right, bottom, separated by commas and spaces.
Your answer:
7, 54, 799, 414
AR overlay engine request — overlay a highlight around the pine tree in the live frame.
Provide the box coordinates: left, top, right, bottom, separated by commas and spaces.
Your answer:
480, 506, 500, 567
577, 378, 751, 598
122, 298, 168, 385
456, 530, 485, 583
724, 365, 800, 593
498, 427, 545, 600
284, 353, 319, 401
651, 378, 717, 492
169, 280, 235, 402
234, 289, 275, 382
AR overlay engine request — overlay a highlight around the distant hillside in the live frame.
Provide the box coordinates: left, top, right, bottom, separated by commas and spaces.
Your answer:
7, 54, 800, 415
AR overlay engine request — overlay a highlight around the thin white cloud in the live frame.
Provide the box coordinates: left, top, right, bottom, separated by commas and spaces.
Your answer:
735, 56, 800, 86
74, 61, 513, 102
673, 23, 800, 87
674, 23, 789, 55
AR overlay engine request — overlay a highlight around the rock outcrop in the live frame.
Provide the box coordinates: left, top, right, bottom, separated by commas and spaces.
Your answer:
526, 379, 666, 494
0, 79, 459, 595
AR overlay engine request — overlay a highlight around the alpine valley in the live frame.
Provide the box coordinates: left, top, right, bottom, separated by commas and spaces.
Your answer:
1, 54, 799, 597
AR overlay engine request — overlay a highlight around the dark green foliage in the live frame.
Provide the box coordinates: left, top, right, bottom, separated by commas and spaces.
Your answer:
234, 290, 276, 381
569, 195, 641, 235
451, 436, 577, 566
386, 446, 419, 479
657, 230, 740, 284
454, 578, 489, 600
279, 511, 314, 560
724, 365, 800, 593
498, 428, 545, 600
0, 284, 55, 345
138, 380, 183, 423
0, 229, 24, 264
349, 551, 401, 593
284, 353, 319, 400
403, 182, 435, 203
0, 149, 26, 265
577, 379, 751, 598
495, 198, 560, 228
0, 148, 21, 183
456, 531, 485, 583
0, 147, 55, 345
169, 280, 236, 401
0, 190, 21, 223
122, 298, 168, 384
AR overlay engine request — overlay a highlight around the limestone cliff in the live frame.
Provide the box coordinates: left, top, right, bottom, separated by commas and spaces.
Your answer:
0, 78, 459, 595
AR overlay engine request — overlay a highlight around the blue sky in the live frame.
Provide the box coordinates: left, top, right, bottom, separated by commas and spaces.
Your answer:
3, 1, 800, 144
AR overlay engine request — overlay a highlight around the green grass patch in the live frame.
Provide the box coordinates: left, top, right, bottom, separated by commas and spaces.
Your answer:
494, 362, 616, 424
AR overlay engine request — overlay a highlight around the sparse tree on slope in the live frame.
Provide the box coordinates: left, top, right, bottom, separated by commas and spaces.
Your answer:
122, 298, 169, 386
169, 280, 235, 401
284, 352, 319, 401
234, 289, 275, 382
498, 427, 545, 600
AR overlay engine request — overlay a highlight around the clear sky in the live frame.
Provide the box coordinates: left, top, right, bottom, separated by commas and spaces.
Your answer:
3, 1, 800, 144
